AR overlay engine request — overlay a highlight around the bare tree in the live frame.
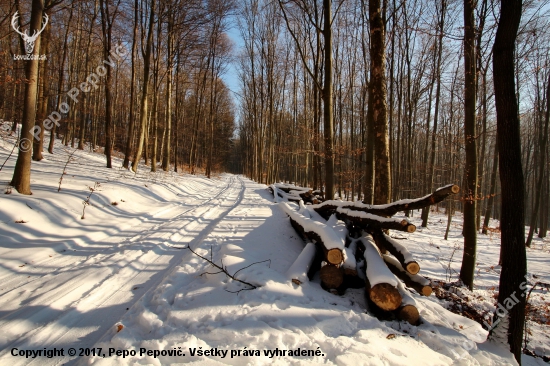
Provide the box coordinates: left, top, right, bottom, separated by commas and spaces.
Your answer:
490, 0, 527, 362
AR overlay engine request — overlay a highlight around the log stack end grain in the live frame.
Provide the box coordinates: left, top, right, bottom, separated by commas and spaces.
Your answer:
396, 304, 420, 325
326, 248, 343, 265
320, 264, 344, 289
368, 283, 403, 311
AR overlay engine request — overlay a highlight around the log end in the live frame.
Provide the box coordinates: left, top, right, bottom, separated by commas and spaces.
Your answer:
369, 283, 402, 311
326, 248, 344, 265
291, 279, 302, 285
421, 286, 433, 297
406, 224, 416, 233
320, 265, 344, 289
451, 185, 460, 194
397, 304, 420, 325
344, 268, 358, 277
405, 261, 420, 275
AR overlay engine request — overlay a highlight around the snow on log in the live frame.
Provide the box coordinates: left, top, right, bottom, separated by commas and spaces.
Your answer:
280, 202, 346, 266
361, 234, 402, 311
269, 183, 322, 204
286, 242, 317, 285
343, 246, 357, 276
383, 255, 432, 296
327, 214, 349, 245
320, 262, 344, 289
394, 278, 420, 325
337, 207, 416, 233
298, 200, 311, 218
312, 184, 460, 219
372, 229, 419, 274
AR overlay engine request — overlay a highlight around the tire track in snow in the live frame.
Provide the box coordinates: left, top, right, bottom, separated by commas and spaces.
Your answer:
0, 175, 246, 366
0, 177, 232, 302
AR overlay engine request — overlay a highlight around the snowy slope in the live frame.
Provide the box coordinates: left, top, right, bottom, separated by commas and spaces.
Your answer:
0, 133, 548, 366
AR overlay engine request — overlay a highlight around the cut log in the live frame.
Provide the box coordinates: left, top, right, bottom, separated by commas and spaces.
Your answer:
286, 242, 317, 285
320, 263, 344, 289
383, 255, 432, 296
372, 229, 419, 274
313, 184, 460, 219
368, 283, 402, 311
337, 208, 416, 233
396, 304, 420, 325
394, 275, 420, 325
280, 202, 346, 266
361, 234, 402, 311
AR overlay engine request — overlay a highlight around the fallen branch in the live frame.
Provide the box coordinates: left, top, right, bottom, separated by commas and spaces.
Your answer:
313, 184, 460, 219
186, 244, 269, 294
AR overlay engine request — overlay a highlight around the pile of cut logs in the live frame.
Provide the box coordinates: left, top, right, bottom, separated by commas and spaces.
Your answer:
271, 182, 460, 325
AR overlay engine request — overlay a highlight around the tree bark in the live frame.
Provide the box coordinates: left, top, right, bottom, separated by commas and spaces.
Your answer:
11, 0, 45, 194
459, 0, 478, 290
123, 0, 139, 169
491, 0, 526, 362
526, 70, 550, 247
322, 0, 335, 200
369, 0, 391, 204
131, 0, 155, 173
32, 22, 50, 162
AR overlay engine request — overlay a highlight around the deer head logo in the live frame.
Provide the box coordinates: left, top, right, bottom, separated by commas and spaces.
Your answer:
11, 11, 49, 54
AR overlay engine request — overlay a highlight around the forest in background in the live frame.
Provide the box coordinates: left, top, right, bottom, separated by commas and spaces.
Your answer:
1, 0, 236, 178
0, 0, 548, 363
233, 0, 550, 240
0, 0, 548, 235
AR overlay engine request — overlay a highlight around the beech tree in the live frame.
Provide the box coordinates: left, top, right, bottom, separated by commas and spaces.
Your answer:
491, 0, 527, 362
459, 0, 478, 290
10, 0, 46, 194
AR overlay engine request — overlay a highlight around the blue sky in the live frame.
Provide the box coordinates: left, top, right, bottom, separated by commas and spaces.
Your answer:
222, 15, 243, 108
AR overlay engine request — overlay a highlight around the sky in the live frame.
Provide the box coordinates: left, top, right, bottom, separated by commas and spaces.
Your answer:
222, 15, 244, 113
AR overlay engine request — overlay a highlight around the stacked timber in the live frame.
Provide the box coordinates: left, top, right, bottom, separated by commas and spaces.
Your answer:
273, 183, 460, 325
268, 183, 324, 204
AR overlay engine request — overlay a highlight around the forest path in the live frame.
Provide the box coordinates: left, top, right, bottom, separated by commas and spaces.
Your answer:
0, 175, 245, 366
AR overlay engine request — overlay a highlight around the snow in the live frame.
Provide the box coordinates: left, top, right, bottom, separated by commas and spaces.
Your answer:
382, 233, 416, 265
361, 234, 399, 288
279, 202, 347, 253
0, 134, 547, 365
285, 242, 316, 284
326, 214, 348, 244
336, 206, 412, 226
395, 277, 417, 307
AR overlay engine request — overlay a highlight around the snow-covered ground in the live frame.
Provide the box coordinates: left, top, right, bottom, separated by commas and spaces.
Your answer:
0, 132, 548, 366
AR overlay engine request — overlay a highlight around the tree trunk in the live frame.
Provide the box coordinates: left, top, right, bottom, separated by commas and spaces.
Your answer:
322, 0, 334, 200
482, 140, 499, 234
459, 0, 478, 290
11, 0, 45, 194
32, 22, 50, 162
526, 70, 550, 247
491, 0, 526, 362
123, 0, 139, 169
421, 0, 445, 227
131, 0, 155, 173
369, 0, 391, 205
